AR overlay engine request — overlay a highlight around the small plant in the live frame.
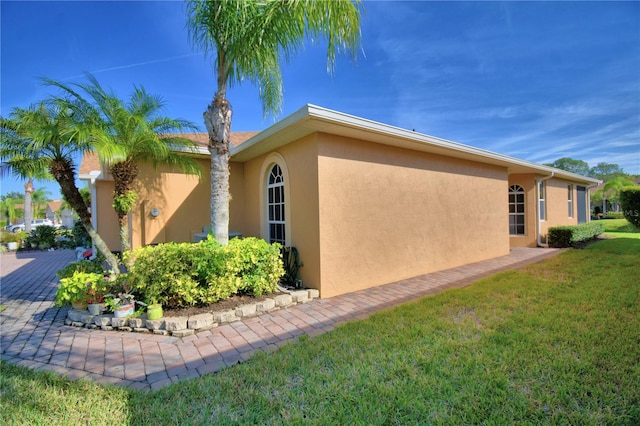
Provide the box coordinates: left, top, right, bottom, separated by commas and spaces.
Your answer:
103, 275, 145, 313
55, 272, 106, 307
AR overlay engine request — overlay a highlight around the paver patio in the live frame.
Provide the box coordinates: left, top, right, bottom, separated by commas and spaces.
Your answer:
0, 247, 563, 390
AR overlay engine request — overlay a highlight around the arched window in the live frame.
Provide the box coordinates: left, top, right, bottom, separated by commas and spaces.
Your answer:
509, 185, 525, 235
267, 164, 286, 244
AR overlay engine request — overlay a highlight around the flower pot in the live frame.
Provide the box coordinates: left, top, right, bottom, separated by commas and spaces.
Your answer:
88, 303, 104, 316
147, 303, 163, 320
7, 242, 18, 251
113, 303, 135, 318
71, 300, 88, 311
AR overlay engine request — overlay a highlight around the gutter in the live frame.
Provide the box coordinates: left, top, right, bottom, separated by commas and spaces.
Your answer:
536, 172, 555, 248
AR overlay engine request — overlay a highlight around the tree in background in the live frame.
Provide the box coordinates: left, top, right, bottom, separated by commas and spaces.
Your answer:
544, 157, 591, 177
47, 74, 202, 256
185, 0, 362, 244
592, 176, 637, 214
589, 162, 626, 181
0, 102, 120, 271
31, 187, 52, 219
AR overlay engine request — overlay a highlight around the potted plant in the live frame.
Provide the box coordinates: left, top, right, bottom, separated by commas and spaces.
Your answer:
55, 271, 104, 310
104, 276, 145, 318
86, 277, 109, 315
146, 299, 163, 320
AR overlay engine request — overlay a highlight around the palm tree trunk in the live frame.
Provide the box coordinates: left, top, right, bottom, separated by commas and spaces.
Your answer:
24, 178, 34, 232
49, 158, 120, 272
204, 94, 232, 245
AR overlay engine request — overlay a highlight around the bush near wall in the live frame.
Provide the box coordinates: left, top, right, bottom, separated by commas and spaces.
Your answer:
548, 222, 605, 248
126, 237, 284, 308
603, 211, 625, 219
620, 187, 640, 228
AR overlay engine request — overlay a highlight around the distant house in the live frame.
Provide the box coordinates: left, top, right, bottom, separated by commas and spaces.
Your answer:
45, 200, 75, 229
80, 105, 600, 298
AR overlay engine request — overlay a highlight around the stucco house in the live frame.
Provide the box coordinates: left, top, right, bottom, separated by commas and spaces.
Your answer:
80, 104, 600, 298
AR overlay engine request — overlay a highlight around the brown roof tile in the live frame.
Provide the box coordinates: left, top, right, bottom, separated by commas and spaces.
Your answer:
79, 151, 101, 175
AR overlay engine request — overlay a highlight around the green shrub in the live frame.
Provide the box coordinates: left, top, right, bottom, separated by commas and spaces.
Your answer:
548, 222, 605, 248
0, 230, 25, 244
57, 256, 107, 279
620, 187, 640, 228
71, 221, 90, 247
24, 225, 57, 250
604, 211, 625, 219
127, 236, 284, 308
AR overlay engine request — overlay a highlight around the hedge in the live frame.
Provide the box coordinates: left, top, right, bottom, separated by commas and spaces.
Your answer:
125, 237, 284, 308
620, 187, 640, 228
548, 222, 605, 248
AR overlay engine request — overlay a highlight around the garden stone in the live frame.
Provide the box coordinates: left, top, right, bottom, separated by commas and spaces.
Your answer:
118, 326, 133, 332
273, 294, 293, 307
290, 290, 309, 303
129, 318, 146, 328
213, 310, 238, 323
134, 328, 150, 333
188, 313, 215, 330
171, 329, 195, 337
101, 326, 114, 331
235, 303, 257, 318
256, 298, 276, 312
153, 330, 169, 336
145, 319, 165, 331
94, 316, 112, 327
68, 309, 94, 323
111, 317, 129, 328
164, 317, 188, 332
71, 321, 85, 327
307, 289, 320, 299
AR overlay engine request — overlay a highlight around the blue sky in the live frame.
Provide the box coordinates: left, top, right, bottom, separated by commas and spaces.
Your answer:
2, 0, 639, 199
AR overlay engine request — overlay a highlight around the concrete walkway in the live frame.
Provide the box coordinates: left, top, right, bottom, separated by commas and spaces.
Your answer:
0, 247, 563, 391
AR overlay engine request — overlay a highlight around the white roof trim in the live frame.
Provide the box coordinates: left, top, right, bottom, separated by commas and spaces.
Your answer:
231, 104, 600, 185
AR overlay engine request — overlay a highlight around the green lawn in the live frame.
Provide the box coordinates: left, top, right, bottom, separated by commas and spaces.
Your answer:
2, 237, 639, 425
602, 218, 640, 239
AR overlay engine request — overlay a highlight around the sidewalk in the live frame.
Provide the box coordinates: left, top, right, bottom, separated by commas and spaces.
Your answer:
0, 247, 563, 391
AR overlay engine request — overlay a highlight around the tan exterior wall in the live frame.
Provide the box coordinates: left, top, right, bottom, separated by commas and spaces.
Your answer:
509, 175, 586, 248
239, 135, 322, 291
95, 159, 209, 252
508, 174, 538, 248
95, 180, 120, 250
540, 178, 579, 237
315, 133, 510, 298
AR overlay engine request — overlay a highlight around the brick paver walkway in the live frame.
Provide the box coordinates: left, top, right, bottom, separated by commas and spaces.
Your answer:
0, 247, 563, 390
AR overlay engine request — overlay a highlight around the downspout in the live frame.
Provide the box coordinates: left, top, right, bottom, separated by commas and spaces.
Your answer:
536, 172, 554, 248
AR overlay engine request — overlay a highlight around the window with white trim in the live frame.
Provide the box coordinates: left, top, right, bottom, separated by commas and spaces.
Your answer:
267, 164, 285, 245
567, 184, 573, 218
538, 181, 546, 221
509, 185, 525, 235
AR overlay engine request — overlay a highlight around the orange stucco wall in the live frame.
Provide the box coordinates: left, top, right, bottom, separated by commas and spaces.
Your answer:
315, 133, 510, 298
540, 178, 579, 237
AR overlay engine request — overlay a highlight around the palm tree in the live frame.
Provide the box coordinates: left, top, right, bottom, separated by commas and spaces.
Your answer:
32, 187, 52, 219
1, 156, 47, 232
595, 176, 637, 215
46, 75, 202, 255
0, 102, 121, 271
186, 0, 362, 243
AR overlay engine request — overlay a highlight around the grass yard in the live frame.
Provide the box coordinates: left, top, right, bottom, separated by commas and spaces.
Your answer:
602, 218, 640, 239
2, 237, 639, 425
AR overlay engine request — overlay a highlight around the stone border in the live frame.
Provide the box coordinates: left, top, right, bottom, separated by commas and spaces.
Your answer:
64, 289, 319, 337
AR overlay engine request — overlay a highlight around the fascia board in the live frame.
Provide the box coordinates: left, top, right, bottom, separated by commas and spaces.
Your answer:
231, 104, 601, 185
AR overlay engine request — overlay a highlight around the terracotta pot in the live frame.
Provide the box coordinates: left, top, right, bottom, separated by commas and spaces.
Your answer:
147, 303, 163, 320
72, 300, 88, 311
113, 303, 135, 318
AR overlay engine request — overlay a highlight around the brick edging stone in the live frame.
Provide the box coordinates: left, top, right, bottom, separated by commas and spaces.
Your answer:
64, 289, 319, 337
